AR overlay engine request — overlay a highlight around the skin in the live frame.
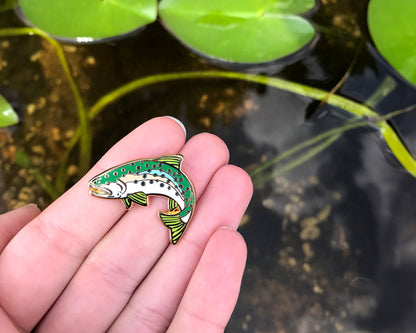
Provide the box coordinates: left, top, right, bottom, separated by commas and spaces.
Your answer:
0, 117, 253, 333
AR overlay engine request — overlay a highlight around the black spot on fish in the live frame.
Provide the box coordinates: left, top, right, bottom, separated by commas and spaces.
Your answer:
128, 170, 132, 174
160, 183, 164, 188
141, 181, 145, 186
136, 165, 141, 170
145, 163, 149, 168
105, 181, 110, 185
168, 186, 171, 190
121, 168, 125, 172
179, 178, 184, 182
105, 174, 109, 178
150, 180, 154, 184
167, 169, 172, 173
134, 180, 138, 184
143, 174, 147, 179
113, 172, 118, 176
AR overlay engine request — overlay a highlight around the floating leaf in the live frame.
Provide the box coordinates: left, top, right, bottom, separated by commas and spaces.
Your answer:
159, 0, 316, 63
18, 0, 157, 41
368, 0, 416, 86
0, 93, 19, 128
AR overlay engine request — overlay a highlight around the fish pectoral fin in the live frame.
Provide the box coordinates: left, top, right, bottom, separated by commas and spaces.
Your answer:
127, 192, 148, 206
121, 197, 132, 209
159, 211, 187, 245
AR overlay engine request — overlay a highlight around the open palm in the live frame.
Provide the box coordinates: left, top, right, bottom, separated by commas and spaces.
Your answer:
0, 117, 252, 332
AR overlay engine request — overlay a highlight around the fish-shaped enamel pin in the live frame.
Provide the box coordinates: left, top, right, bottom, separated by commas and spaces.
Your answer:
88, 154, 195, 244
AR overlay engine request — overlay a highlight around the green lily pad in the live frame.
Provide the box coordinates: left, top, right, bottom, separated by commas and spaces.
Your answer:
368, 0, 416, 86
18, 0, 157, 41
0, 94, 19, 128
159, 0, 316, 63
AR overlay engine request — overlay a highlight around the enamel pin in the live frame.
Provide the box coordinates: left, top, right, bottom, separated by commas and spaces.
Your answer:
88, 154, 195, 244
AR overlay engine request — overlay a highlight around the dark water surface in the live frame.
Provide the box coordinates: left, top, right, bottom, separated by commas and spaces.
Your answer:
2, 1, 416, 332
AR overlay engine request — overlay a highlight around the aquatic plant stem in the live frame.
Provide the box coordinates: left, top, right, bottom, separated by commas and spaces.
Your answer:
249, 122, 362, 178
0, 27, 92, 176
88, 71, 416, 178
250, 105, 416, 186
251, 133, 341, 188
15, 150, 60, 199
89, 71, 381, 119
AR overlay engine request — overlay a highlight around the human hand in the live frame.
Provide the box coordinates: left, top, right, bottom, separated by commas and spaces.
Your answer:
0, 117, 253, 332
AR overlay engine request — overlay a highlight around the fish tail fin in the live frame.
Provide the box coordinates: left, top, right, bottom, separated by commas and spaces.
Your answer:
159, 211, 187, 245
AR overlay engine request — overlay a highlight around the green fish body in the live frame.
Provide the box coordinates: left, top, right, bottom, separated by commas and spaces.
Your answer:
88, 155, 195, 244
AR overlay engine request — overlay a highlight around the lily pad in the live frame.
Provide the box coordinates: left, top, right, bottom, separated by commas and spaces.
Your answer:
368, 0, 416, 86
159, 0, 316, 63
0, 94, 19, 128
18, 0, 157, 42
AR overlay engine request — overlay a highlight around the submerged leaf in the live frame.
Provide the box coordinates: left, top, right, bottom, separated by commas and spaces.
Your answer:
0, 94, 19, 128
18, 0, 157, 41
15, 149, 32, 169
368, 0, 416, 86
159, 0, 316, 63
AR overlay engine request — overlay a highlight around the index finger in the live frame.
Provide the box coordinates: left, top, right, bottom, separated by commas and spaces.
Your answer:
0, 117, 186, 331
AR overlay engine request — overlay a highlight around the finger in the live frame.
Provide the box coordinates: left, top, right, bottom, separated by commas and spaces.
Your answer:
36, 133, 230, 332
0, 117, 186, 331
168, 228, 247, 333
110, 165, 252, 332
0, 204, 41, 252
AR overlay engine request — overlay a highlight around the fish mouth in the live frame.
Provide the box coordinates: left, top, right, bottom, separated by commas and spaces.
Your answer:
88, 184, 112, 197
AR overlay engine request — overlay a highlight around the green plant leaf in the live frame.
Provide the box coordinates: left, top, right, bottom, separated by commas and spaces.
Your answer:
18, 0, 157, 41
0, 0, 17, 12
159, 0, 316, 63
368, 0, 416, 86
0, 94, 19, 127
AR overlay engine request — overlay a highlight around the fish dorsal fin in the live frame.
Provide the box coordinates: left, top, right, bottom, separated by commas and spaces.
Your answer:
154, 155, 183, 169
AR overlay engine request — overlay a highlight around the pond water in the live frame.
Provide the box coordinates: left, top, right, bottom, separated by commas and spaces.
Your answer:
2, 0, 416, 332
